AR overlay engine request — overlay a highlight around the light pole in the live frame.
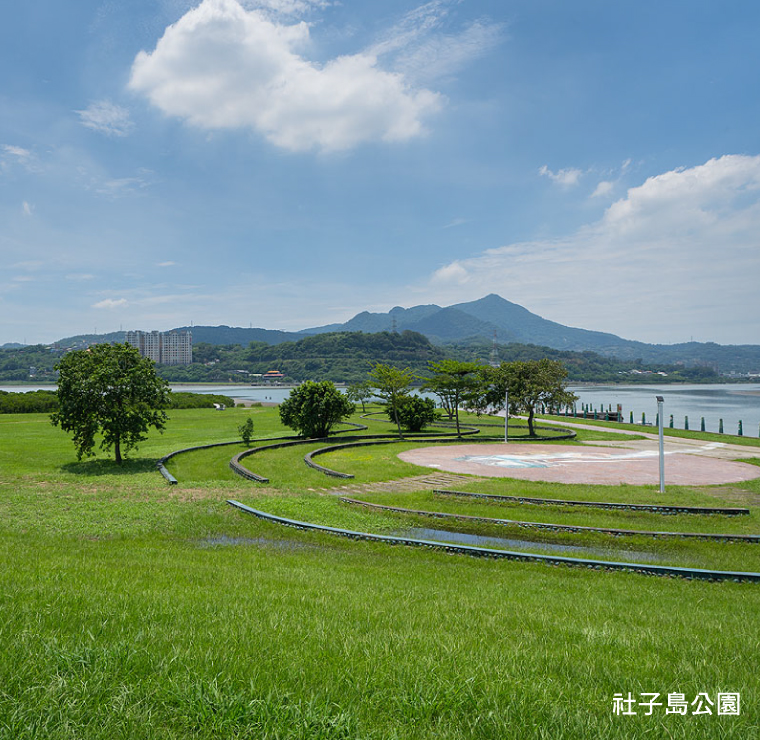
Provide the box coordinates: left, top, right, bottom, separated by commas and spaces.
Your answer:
504, 388, 509, 442
656, 395, 665, 493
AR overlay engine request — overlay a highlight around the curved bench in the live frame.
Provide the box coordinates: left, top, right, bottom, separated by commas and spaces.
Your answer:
434, 489, 751, 516
157, 436, 298, 484
303, 432, 582, 479
340, 497, 760, 543
231, 434, 419, 482
227, 500, 760, 583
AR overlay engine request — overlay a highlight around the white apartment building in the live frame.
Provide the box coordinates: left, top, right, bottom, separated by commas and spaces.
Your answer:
125, 330, 192, 365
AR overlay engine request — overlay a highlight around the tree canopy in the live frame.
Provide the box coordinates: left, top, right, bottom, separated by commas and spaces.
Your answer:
423, 360, 480, 437
368, 363, 416, 438
476, 359, 577, 436
278, 381, 355, 438
51, 343, 170, 463
390, 395, 439, 432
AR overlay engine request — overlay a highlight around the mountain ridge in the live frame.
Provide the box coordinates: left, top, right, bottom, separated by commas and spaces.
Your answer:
47, 294, 760, 373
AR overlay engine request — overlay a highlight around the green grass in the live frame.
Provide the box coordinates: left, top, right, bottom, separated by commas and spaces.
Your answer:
2, 407, 760, 738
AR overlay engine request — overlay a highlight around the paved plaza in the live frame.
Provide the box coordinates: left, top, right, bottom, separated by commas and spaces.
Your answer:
398, 438, 760, 486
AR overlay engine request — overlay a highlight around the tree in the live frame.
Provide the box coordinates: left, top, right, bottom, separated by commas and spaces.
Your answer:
475, 359, 577, 436
368, 363, 416, 438
345, 380, 374, 413
391, 395, 439, 432
238, 417, 254, 446
51, 343, 170, 464
278, 380, 355, 438
423, 360, 480, 437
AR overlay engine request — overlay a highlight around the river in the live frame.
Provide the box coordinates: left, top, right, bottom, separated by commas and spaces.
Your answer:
3, 382, 760, 436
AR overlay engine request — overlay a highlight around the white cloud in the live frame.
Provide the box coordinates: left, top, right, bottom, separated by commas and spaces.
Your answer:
66, 274, 96, 281
95, 176, 151, 198
427, 155, 760, 343
129, 0, 442, 152
76, 100, 135, 137
539, 164, 583, 187
3, 145, 31, 160
92, 298, 128, 309
392, 19, 502, 84
157, 261, 176, 267
591, 180, 614, 198
22, 201, 34, 217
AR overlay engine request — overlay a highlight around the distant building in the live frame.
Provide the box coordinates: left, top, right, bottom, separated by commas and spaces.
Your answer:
262, 369, 285, 382
126, 330, 192, 365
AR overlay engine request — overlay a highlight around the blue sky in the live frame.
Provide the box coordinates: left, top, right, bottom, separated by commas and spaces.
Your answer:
2, 0, 759, 345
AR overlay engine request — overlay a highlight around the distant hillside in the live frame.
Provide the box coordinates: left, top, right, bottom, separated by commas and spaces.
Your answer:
303, 294, 760, 373
161, 330, 446, 384
54, 331, 125, 349
172, 325, 304, 346
48, 294, 760, 374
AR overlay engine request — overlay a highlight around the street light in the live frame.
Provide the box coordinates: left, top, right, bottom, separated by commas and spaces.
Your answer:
656, 395, 665, 493
504, 388, 509, 442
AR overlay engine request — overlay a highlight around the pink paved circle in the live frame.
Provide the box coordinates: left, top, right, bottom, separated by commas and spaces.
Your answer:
397, 443, 760, 485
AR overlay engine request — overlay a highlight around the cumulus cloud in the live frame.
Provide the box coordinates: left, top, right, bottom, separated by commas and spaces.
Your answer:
429, 155, 760, 343
129, 0, 444, 151
539, 164, 583, 187
76, 100, 134, 137
22, 201, 34, 217
93, 298, 128, 309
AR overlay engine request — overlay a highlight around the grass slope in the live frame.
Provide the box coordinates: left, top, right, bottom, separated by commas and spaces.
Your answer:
1, 406, 759, 739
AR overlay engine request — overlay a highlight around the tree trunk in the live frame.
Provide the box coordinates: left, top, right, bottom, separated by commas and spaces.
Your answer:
114, 436, 122, 464
527, 407, 535, 437
454, 391, 461, 437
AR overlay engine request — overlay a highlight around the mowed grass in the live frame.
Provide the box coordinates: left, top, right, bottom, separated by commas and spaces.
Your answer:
2, 406, 760, 738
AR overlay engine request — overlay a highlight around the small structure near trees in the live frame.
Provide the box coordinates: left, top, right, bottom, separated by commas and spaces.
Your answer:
279, 380, 355, 438
51, 343, 170, 464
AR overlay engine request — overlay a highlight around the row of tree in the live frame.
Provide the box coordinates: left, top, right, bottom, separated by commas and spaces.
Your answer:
278, 359, 577, 439
49, 343, 574, 463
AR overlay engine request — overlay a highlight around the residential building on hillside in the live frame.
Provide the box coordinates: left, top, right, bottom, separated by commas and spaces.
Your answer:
126, 330, 192, 365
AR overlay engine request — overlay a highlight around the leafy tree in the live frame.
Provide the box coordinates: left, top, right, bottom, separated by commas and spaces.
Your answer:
476, 359, 577, 436
51, 343, 169, 463
423, 360, 480, 437
391, 395, 438, 432
368, 363, 416, 438
238, 417, 254, 446
345, 380, 374, 413
278, 380, 355, 438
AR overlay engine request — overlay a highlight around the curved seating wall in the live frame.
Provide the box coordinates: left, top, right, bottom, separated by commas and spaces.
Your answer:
434, 489, 751, 516
339, 496, 760, 544
227, 500, 760, 583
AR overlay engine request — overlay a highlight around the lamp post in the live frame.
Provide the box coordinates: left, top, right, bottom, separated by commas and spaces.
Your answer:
656, 395, 665, 493
504, 388, 509, 442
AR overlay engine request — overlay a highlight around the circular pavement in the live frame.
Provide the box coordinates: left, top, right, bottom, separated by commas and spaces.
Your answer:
397, 443, 760, 486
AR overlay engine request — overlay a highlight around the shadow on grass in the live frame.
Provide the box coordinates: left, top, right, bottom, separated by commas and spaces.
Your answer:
61, 457, 157, 476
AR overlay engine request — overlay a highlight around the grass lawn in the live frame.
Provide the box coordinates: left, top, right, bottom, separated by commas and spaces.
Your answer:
2, 406, 759, 739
